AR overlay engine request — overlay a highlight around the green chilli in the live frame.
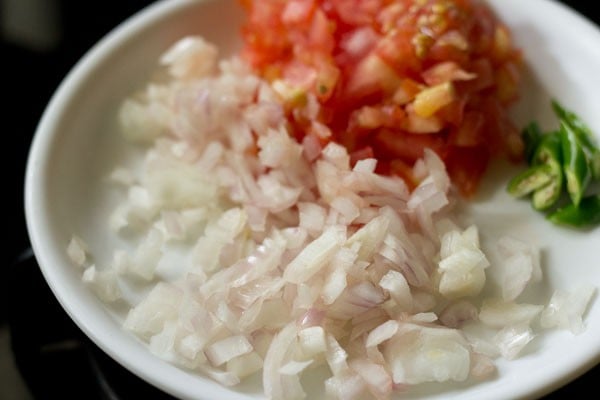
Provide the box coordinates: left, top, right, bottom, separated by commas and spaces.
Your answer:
507, 164, 554, 198
507, 100, 599, 229
560, 121, 592, 207
552, 100, 600, 179
531, 178, 561, 211
522, 121, 543, 165
532, 130, 561, 166
547, 194, 600, 228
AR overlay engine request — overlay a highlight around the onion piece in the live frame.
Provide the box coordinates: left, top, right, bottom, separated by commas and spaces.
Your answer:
226, 351, 263, 379
263, 323, 299, 400
283, 225, 346, 284
479, 299, 543, 328
82, 265, 121, 302
205, 335, 254, 367
384, 323, 471, 384
123, 283, 183, 339
540, 285, 596, 335
160, 36, 218, 79
366, 320, 399, 348
67, 235, 89, 268
493, 324, 535, 360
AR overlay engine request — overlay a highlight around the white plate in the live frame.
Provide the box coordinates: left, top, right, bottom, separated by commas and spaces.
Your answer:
25, 0, 600, 399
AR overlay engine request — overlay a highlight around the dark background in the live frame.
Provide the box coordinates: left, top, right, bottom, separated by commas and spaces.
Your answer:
1, 0, 598, 399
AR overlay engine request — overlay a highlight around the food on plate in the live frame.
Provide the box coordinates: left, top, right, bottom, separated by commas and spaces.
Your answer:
507, 100, 600, 228
63, 1, 598, 399
66, 33, 596, 399
240, 0, 524, 196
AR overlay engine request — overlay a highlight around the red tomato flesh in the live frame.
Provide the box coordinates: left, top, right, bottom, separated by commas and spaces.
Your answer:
239, 0, 523, 197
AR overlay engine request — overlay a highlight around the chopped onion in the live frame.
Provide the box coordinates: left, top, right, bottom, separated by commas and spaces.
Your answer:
283, 225, 346, 284
366, 320, 399, 348
82, 265, 121, 302
298, 326, 327, 357
205, 335, 253, 367
123, 283, 183, 339
493, 324, 534, 360
226, 351, 263, 379
384, 323, 471, 384
540, 285, 596, 335
479, 299, 543, 328
67, 235, 89, 268
160, 36, 218, 79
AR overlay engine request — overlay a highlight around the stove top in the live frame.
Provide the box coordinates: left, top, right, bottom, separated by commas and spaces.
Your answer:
6, 250, 175, 400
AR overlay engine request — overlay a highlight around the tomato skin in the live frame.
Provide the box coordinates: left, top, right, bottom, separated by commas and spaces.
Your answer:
240, 0, 523, 196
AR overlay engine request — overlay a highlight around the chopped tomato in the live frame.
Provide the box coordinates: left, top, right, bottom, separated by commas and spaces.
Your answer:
240, 0, 523, 196
389, 158, 420, 191
349, 146, 375, 165
448, 111, 485, 147
445, 146, 491, 198
374, 129, 446, 164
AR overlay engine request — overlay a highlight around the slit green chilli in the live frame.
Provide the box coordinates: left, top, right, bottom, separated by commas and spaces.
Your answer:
507, 101, 600, 228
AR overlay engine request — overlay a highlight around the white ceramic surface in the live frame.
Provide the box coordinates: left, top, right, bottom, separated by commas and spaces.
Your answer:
25, 0, 600, 399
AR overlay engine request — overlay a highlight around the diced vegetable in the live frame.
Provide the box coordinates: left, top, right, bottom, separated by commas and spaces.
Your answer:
560, 121, 593, 206
507, 100, 599, 228
548, 194, 600, 228
506, 164, 553, 198
552, 100, 600, 179
240, 0, 524, 196
522, 122, 543, 164
531, 178, 562, 211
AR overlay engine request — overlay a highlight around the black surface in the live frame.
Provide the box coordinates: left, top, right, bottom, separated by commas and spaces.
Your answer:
2, 0, 156, 322
3, 1, 599, 399
7, 251, 175, 400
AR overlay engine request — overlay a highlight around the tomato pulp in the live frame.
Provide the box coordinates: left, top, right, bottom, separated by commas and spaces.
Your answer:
240, 0, 523, 196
